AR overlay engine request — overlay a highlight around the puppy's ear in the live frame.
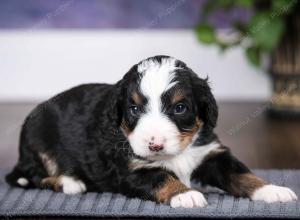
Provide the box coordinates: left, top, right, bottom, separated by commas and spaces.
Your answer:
106, 64, 138, 133
191, 75, 218, 132
107, 80, 124, 130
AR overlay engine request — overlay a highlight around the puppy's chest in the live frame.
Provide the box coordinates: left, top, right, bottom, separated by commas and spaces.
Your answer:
159, 152, 200, 187
147, 143, 220, 187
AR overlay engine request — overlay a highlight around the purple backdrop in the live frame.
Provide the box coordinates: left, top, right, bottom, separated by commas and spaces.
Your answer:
0, 0, 250, 29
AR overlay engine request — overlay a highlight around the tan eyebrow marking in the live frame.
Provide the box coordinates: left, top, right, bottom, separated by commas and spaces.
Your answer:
132, 91, 142, 105
171, 89, 185, 104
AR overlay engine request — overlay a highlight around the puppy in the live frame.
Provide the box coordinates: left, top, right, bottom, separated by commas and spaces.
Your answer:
6, 56, 297, 208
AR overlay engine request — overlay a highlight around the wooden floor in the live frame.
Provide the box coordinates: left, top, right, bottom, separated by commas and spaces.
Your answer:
215, 102, 300, 169
0, 102, 300, 171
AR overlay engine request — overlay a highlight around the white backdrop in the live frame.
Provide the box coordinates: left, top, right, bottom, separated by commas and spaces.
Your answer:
0, 30, 271, 102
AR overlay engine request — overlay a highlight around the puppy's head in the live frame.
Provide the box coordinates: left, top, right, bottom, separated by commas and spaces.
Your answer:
115, 56, 218, 160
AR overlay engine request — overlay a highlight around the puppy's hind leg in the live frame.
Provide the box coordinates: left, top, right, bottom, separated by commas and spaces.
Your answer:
39, 151, 87, 195
6, 147, 48, 189
6, 162, 47, 189
6, 164, 31, 188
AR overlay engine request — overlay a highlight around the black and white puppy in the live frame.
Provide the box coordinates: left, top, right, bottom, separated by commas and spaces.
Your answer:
6, 56, 297, 208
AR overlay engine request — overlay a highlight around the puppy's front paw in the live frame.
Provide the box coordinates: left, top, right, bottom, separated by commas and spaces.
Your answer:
170, 190, 208, 208
251, 184, 298, 203
60, 176, 86, 195
42, 176, 86, 195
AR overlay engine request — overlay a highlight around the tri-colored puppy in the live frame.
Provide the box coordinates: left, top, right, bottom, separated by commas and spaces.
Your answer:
6, 56, 297, 208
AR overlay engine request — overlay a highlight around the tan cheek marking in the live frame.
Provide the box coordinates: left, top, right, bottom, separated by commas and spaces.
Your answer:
179, 117, 202, 149
229, 173, 266, 197
121, 119, 131, 136
155, 176, 190, 203
39, 152, 59, 176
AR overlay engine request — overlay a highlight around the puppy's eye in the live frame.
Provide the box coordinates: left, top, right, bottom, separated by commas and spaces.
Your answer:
174, 103, 187, 115
129, 105, 142, 116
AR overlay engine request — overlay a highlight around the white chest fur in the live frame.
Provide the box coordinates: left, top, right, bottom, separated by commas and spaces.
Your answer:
134, 142, 220, 187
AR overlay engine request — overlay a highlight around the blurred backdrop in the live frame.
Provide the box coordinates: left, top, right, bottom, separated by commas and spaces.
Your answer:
0, 0, 299, 170
0, 0, 270, 101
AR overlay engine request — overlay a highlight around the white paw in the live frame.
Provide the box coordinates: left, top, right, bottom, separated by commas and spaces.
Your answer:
59, 176, 86, 195
17, 177, 29, 187
251, 184, 298, 203
170, 190, 208, 208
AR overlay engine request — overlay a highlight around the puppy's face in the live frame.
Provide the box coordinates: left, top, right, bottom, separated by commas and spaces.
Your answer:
119, 56, 217, 160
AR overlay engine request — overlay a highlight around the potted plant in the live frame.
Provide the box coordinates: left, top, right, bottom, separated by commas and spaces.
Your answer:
196, 0, 300, 116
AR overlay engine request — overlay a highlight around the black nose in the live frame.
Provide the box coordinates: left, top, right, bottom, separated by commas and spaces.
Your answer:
149, 144, 164, 152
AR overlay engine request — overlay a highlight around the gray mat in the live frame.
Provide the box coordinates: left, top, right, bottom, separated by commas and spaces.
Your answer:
0, 169, 299, 218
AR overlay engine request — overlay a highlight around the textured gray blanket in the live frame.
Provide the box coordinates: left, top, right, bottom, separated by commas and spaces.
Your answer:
0, 169, 299, 218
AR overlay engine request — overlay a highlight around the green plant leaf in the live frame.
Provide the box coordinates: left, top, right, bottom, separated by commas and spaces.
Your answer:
202, 0, 234, 17
217, 0, 233, 8
235, 0, 252, 8
248, 12, 284, 51
272, 0, 291, 11
245, 47, 261, 66
196, 24, 216, 44
202, 0, 218, 18
219, 43, 229, 52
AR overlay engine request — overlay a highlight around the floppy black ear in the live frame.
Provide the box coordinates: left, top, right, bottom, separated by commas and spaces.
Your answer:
106, 65, 138, 133
106, 80, 124, 131
191, 75, 218, 132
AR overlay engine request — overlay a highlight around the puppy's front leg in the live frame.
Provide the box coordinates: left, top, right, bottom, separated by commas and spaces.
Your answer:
122, 168, 207, 208
193, 147, 298, 203
157, 175, 208, 208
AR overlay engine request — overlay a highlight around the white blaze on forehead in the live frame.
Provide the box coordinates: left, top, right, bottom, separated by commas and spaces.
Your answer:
138, 57, 179, 112
128, 57, 185, 158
